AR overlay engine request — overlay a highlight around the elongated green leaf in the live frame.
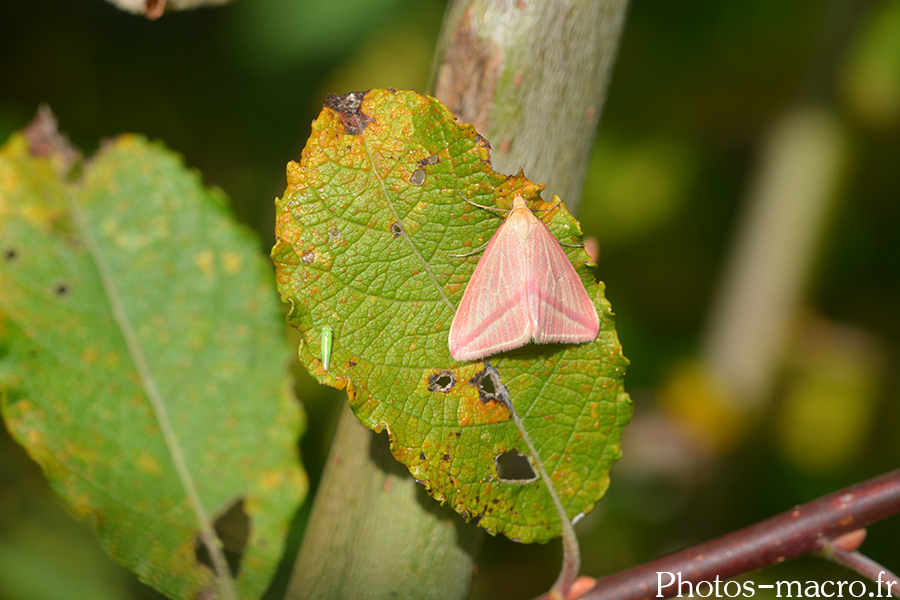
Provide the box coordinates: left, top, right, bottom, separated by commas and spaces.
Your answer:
272, 89, 630, 543
0, 123, 306, 600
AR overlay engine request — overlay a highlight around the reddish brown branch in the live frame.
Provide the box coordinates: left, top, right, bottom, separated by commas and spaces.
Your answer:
582, 470, 900, 600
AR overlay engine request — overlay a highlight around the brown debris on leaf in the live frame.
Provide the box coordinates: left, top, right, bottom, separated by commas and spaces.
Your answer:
325, 91, 372, 135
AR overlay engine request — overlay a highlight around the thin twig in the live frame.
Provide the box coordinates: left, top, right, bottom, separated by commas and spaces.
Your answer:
821, 547, 900, 598
582, 470, 900, 600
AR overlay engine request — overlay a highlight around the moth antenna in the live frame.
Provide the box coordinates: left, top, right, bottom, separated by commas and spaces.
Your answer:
450, 239, 491, 258
456, 190, 509, 213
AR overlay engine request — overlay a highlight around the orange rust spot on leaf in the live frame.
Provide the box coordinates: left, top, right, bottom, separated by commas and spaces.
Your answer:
81, 346, 100, 364
223, 251, 242, 274
457, 392, 510, 428
260, 470, 285, 490
136, 451, 161, 476
194, 249, 215, 277
26, 428, 43, 446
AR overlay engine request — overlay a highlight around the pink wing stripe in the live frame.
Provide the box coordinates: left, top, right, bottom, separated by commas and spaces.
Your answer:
449, 220, 534, 361
528, 220, 600, 344
449, 196, 599, 361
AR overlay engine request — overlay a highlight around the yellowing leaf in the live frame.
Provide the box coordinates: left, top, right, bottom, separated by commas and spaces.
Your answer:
272, 89, 630, 543
0, 125, 306, 600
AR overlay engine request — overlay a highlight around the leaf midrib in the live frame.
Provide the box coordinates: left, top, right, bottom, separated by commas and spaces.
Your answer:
66, 186, 237, 600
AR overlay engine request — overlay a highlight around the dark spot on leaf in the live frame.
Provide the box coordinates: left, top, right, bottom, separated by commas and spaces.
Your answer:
496, 450, 536, 482
472, 514, 483, 525
390, 222, 404, 237
301, 251, 315, 264
4, 247, 18, 262
325, 91, 371, 135
195, 498, 248, 577
54, 282, 70, 298
419, 452, 426, 461
428, 371, 456, 393
348, 360, 357, 367
409, 168, 426, 186
475, 134, 491, 151
442, 454, 451, 462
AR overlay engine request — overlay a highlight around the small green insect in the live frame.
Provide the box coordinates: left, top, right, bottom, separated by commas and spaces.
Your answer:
321, 326, 333, 370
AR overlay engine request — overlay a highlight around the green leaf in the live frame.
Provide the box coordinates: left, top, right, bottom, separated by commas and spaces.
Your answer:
0, 126, 306, 600
272, 89, 630, 543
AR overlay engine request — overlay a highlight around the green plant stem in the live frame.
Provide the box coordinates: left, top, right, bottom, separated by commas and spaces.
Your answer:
433, 1, 629, 597
701, 107, 846, 411
284, 2, 629, 598
286, 404, 480, 600
431, 0, 630, 213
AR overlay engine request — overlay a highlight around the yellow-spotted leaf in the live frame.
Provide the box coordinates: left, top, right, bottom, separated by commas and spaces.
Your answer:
272, 89, 630, 543
0, 116, 306, 600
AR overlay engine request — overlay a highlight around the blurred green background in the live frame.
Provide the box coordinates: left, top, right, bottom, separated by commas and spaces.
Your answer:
1, 0, 899, 599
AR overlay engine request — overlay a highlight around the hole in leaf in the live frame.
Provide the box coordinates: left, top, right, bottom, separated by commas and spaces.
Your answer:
194, 497, 249, 577
428, 370, 456, 393
475, 360, 513, 410
496, 450, 536, 482
54, 282, 70, 297
390, 222, 404, 237
472, 367, 500, 403
3, 247, 18, 262
329, 227, 341, 239
301, 251, 315, 264
409, 168, 426, 186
